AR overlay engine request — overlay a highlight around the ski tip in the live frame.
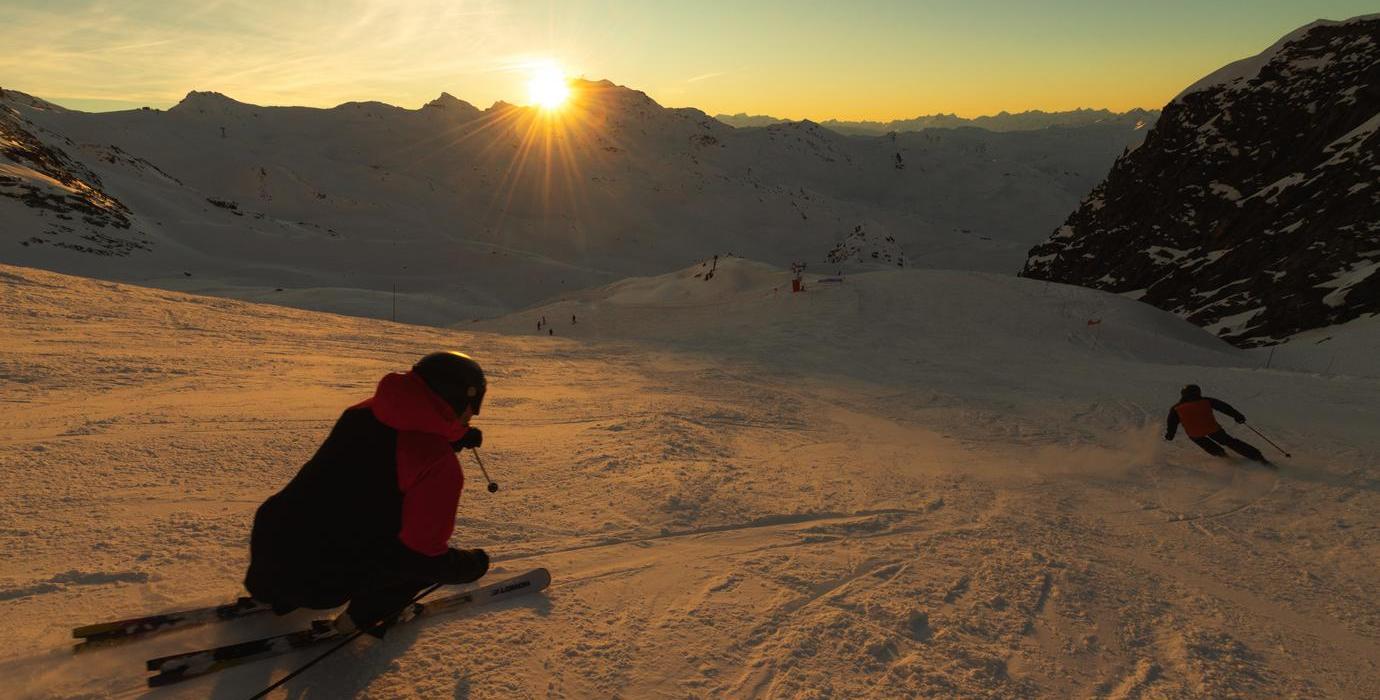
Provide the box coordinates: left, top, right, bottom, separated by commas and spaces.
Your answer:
147, 669, 187, 688
528, 567, 552, 588
71, 623, 110, 639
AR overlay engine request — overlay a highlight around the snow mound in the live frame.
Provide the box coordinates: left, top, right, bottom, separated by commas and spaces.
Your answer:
475, 259, 1243, 372
601, 256, 781, 306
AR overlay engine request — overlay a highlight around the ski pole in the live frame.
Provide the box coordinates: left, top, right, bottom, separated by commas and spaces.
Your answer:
247, 583, 443, 700
470, 448, 500, 493
1244, 423, 1291, 458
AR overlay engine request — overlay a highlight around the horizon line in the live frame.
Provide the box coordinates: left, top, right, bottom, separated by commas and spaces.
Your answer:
5, 83, 1162, 125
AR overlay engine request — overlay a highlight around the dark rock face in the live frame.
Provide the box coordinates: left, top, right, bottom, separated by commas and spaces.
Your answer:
1020, 17, 1380, 347
1, 97, 147, 256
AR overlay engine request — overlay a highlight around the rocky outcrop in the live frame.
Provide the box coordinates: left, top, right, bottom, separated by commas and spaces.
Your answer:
826, 221, 905, 268
1021, 15, 1380, 346
1, 92, 146, 256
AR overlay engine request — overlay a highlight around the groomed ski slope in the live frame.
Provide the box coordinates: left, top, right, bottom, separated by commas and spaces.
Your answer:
1, 259, 1378, 698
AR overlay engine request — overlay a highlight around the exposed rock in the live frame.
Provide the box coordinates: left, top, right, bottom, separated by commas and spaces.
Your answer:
1021, 15, 1380, 346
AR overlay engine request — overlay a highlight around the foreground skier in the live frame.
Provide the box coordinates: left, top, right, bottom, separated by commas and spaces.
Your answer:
244, 351, 491, 635
1164, 384, 1271, 466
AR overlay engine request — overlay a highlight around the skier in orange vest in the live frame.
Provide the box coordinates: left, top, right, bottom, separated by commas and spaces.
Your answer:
1164, 384, 1272, 467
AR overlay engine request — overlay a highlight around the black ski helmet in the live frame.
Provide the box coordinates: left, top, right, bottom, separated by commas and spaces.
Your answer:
413, 351, 486, 416
1181, 384, 1202, 400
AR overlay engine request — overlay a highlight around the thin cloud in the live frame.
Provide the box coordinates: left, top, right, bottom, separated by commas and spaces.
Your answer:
687, 71, 726, 83
98, 38, 182, 54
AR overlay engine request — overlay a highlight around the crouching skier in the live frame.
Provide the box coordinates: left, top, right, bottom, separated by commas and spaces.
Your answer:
1164, 384, 1273, 468
244, 351, 491, 636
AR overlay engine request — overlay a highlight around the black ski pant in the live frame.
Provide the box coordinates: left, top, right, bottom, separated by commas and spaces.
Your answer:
1190, 430, 1265, 462
344, 572, 430, 630
246, 531, 431, 630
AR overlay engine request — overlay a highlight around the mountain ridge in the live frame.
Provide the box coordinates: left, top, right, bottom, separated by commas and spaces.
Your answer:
716, 107, 1160, 135
2, 77, 1147, 324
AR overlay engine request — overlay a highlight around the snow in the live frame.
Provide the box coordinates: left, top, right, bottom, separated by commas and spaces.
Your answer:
1145, 245, 1196, 262
1201, 306, 1265, 336
1319, 111, 1380, 167
1208, 181, 1242, 201
1246, 172, 1307, 203
1283, 51, 1337, 74
1200, 249, 1230, 265
2, 260, 1379, 697
0, 162, 78, 192
1316, 258, 1380, 307
1269, 311, 1380, 375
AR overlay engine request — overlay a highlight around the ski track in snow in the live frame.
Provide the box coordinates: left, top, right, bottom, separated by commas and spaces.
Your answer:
1, 261, 1379, 698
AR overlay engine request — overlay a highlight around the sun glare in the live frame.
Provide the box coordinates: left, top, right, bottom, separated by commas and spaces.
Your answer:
527, 64, 571, 111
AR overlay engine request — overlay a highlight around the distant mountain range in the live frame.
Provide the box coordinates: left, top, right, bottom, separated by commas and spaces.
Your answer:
715, 108, 1160, 135
10, 11, 1371, 346
1021, 13, 1379, 346
1, 80, 1147, 324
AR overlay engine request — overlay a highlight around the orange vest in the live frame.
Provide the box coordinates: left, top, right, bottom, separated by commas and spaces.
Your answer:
1174, 399, 1221, 438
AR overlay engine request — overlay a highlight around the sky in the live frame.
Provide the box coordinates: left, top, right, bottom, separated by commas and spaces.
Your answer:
1, 0, 1374, 120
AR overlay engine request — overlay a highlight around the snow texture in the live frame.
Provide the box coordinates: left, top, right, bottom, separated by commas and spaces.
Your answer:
2, 259, 1379, 698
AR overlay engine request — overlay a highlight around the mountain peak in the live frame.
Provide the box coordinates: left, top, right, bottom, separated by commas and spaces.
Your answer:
170, 90, 250, 114
424, 92, 478, 113
572, 78, 661, 108
0, 87, 69, 112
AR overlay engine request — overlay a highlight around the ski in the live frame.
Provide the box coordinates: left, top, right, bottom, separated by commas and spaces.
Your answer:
145, 567, 551, 687
71, 596, 272, 652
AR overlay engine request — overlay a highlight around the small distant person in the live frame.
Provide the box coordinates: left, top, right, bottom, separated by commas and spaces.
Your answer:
1164, 384, 1271, 467
548, 328, 553, 336
571, 314, 576, 325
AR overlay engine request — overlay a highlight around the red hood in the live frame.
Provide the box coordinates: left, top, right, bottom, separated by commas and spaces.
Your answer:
362, 371, 468, 441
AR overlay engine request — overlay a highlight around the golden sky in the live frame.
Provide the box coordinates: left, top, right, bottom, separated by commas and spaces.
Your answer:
2, 1, 1374, 119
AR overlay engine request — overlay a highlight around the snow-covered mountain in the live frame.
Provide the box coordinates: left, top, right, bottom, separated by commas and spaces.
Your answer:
716, 108, 1159, 135
2, 79, 1146, 324
1021, 14, 1380, 347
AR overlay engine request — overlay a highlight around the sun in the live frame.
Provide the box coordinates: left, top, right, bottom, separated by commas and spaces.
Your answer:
527, 64, 571, 111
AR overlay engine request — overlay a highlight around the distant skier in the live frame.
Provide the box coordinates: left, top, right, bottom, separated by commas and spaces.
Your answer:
1164, 384, 1271, 466
244, 351, 490, 636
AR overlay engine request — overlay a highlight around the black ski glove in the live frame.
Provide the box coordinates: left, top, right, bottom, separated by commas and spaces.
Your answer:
1163, 433, 1173, 442
451, 427, 482, 450
439, 547, 489, 584
1235, 416, 1246, 424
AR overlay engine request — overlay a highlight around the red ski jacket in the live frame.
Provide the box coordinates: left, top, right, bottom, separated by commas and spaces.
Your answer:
353, 371, 471, 556
245, 370, 477, 610
1167, 397, 1244, 439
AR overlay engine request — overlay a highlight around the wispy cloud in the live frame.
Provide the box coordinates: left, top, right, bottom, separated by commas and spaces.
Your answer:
0, 0, 537, 109
686, 71, 725, 83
